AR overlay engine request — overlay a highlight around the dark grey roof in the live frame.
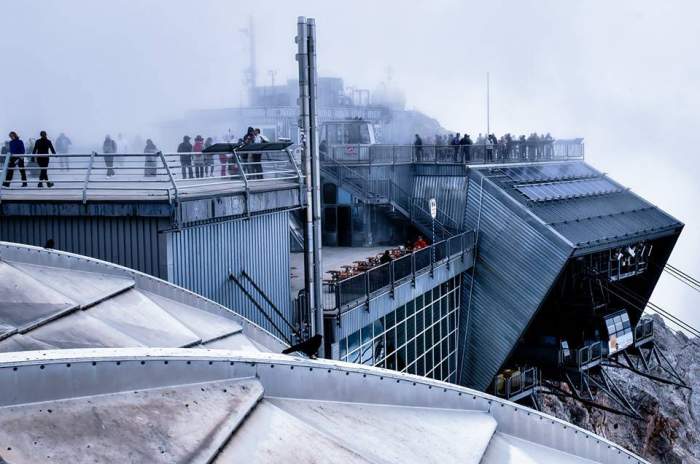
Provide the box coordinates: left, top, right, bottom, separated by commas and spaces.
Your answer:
475, 162, 683, 252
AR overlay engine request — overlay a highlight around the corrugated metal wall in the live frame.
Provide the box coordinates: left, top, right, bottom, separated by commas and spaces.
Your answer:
166, 211, 293, 342
413, 175, 468, 227
459, 171, 571, 390
0, 216, 167, 277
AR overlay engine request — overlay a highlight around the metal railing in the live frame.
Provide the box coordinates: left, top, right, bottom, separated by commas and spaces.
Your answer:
634, 318, 654, 345
320, 153, 460, 239
559, 341, 603, 370
321, 230, 474, 314
0, 148, 303, 204
322, 139, 584, 166
493, 367, 541, 400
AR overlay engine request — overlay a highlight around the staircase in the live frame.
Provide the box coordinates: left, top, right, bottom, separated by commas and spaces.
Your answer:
320, 155, 461, 240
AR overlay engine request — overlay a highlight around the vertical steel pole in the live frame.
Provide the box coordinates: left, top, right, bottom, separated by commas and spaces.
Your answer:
486, 72, 490, 137
307, 18, 326, 357
296, 17, 316, 340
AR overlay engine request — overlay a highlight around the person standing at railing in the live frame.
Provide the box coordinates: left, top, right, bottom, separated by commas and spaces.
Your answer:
451, 133, 461, 162
459, 133, 471, 163
486, 134, 498, 162
2, 131, 28, 188
193, 135, 205, 178
249, 128, 267, 180
177, 135, 193, 179
33, 131, 56, 188
102, 135, 117, 177
204, 137, 214, 177
543, 133, 554, 159
413, 134, 423, 161
143, 139, 158, 177
503, 133, 513, 160
55, 133, 72, 171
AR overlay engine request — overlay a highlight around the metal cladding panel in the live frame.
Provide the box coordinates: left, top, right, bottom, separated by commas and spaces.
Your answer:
529, 191, 649, 225
552, 207, 681, 248
166, 211, 293, 342
413, 175, 468, 227
484, 161, 683, 253
459, 171, 571, 390
0, 216, 166, 278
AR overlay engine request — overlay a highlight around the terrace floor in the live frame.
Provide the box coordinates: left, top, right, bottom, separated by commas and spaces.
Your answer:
290, 246, 398, 296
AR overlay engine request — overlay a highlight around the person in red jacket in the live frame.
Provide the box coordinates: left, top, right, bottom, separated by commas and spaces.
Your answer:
193, 135, 205, 178
413, 235, 428, 250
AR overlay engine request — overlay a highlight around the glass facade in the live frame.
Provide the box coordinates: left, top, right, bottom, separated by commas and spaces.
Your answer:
338, 276, 460, 383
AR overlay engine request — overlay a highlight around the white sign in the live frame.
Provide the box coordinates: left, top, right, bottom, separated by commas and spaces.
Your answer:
429, 198, 437, 219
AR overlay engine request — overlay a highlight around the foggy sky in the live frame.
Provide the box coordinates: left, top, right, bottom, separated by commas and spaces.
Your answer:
2, 0, 698, 329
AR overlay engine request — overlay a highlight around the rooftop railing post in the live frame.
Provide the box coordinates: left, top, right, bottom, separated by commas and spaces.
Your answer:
82, 151, 97, 205
411, 251, 416, 288
158, 151, 178, 205
0, 150, 11, 203
232, 150, 251, 218
286, 148, 305, 205
364, 271, 370, 311
389, 260, 395, 298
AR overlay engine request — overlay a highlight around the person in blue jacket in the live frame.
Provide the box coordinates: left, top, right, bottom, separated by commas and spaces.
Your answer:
2, 131, 27, 188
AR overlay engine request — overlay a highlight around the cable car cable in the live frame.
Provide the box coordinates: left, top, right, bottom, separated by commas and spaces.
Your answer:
607, 285, 700, 337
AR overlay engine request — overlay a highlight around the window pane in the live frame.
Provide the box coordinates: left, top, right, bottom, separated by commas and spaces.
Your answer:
386, 310, 395, 329
397, 346, 407, 371
397, 320, 406, 349
405, 300, 415, 318
416, 309, 424, 333
348, 330, 360, 354
397, 305, 405, 323
417, 356, 425, 376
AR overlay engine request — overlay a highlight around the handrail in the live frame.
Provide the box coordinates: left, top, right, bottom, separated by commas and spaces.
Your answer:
0, 151, 11, 203
229, 272, 292, 345
81, 151, 96, 204
320, 153, 458, 238
323, 139, 585, 166
0, 150, 302, 205
494, 366, 540, 400
328, 230, 474, 313
241, 269, 299, 339
158, 150, 179, 205
231, 150, 250, 217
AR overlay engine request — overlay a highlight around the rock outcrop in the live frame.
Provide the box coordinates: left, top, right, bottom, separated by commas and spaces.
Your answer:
540, 315, 700, 463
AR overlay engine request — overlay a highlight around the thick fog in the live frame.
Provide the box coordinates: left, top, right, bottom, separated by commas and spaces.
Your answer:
2, 0, 698, 329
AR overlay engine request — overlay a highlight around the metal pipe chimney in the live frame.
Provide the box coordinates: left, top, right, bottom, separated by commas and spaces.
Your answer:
296, 17, 325, 355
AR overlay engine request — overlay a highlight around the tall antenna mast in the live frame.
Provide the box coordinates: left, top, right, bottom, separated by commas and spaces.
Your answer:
486, 72, 490, 136
241, 16, 257, 105
249, 16, 256, 90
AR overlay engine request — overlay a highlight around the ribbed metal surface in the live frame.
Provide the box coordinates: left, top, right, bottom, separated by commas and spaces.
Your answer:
529, 191, 649, 224
459, 172, 571, 390
485, 162, 682, 252
166, 211, 293, 341
0, 216, 167, 277
413, 175, 468, 227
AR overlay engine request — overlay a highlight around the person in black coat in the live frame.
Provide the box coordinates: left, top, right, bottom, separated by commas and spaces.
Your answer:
32, 131, 55, 187
177, 135, 193, 179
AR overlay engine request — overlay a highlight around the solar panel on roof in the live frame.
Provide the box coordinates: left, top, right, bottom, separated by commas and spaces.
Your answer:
502, 163, 598, 183
515, 177, 623, 202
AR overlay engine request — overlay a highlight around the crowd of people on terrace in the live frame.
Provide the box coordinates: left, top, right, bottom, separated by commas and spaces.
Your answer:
413, 132, 556, 163
1, 126, 271, 188
325, 235, 429, 283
